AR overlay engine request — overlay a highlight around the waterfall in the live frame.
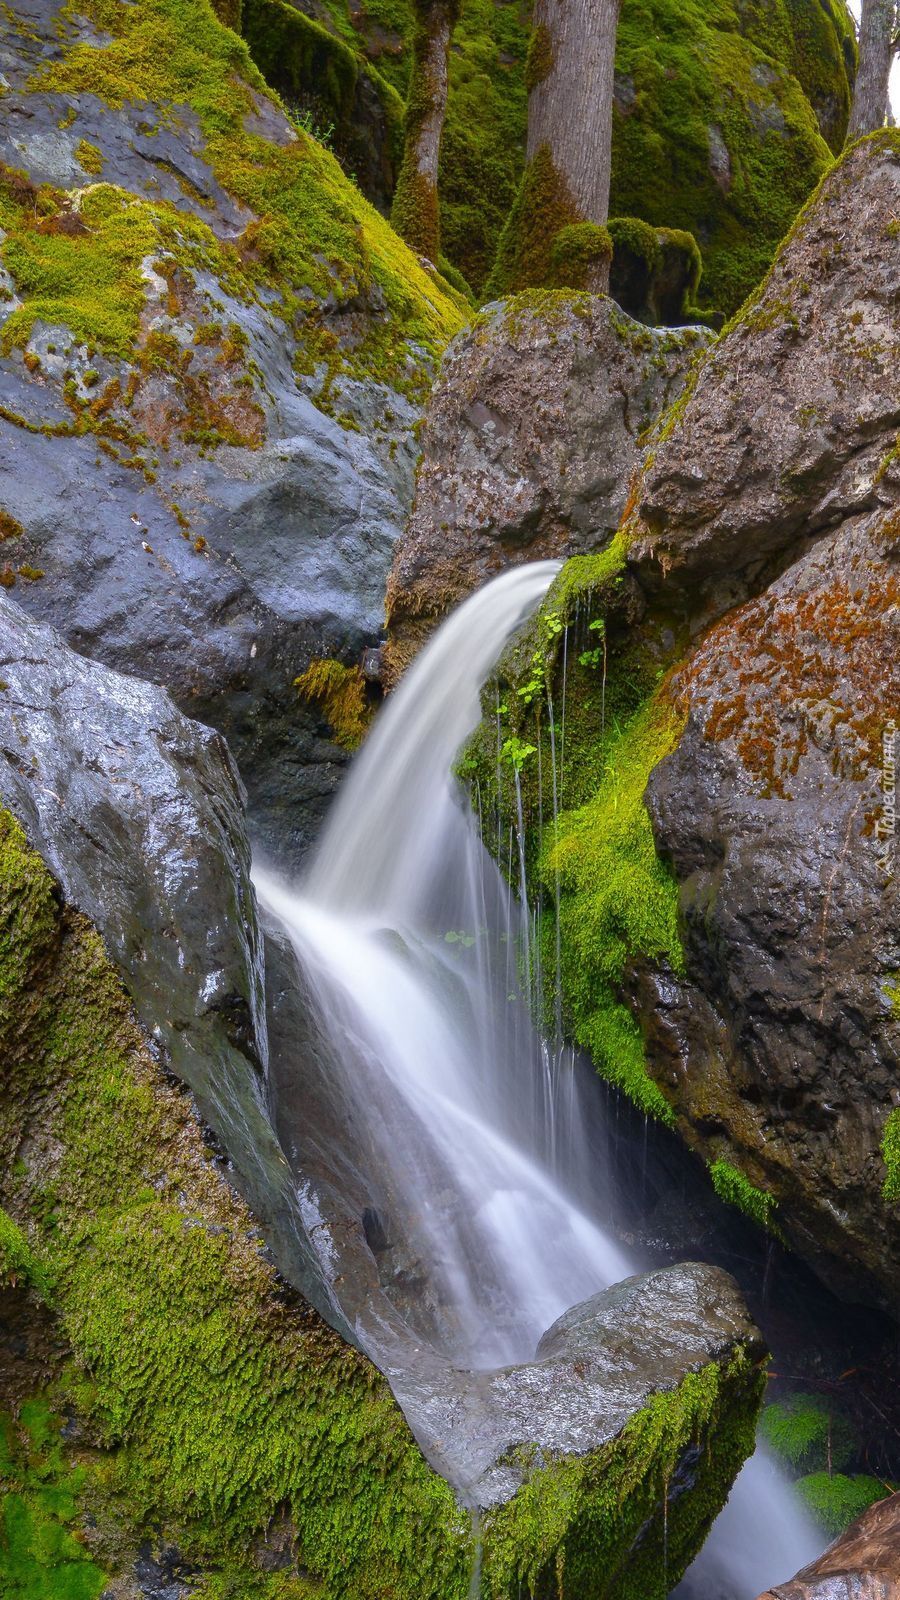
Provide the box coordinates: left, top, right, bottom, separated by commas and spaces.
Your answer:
255, 563, 825, 1591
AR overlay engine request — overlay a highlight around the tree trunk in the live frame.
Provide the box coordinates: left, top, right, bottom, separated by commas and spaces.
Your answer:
488, 0, 621, 297
527, 0, 621, 226
846, 0, 896, 140
390, 0, 458, 263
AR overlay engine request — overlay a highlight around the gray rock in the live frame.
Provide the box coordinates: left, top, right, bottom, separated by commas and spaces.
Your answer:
384, 292, 711, 683
0, 0, 437, 868
632, 133, 900, 628
0, 591, 351, 1336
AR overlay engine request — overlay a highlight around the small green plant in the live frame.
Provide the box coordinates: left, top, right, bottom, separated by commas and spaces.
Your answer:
760, 1393, 855, 1474
882, 1106, 900, 1200
502, 736, 537, 772
795, 1472, 889, 1536
709, 1159, 778, 1232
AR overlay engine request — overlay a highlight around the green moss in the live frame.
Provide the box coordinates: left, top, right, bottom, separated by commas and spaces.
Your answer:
0, 1208, 52, 1298
483, 1350, 765, 1599
539, 697, 683, 1123
0, 1402, 108, 1600
0, 810, 474, 1597
523, 22, 553, 93
549, 222, 613, 291
882, 1106, 900, 1201
759, 1393, 855, 1474
74, 138, 103, 175
795, 1472, 888, 1537
708, 1159, 778, 1233
31, 0, 465, 389
294, 657, 371, 749
486, 143, 583, 298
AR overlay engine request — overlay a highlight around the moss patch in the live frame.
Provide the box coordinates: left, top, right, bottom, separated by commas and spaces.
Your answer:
795, 1472, 889, 1537
708, 1159, 778, 1233
760, 1393, 855, 1474
0, 1401, 108, 1600
294, 658, 371, 749
30, 0, 465, 390
882, 1107, 900, 1201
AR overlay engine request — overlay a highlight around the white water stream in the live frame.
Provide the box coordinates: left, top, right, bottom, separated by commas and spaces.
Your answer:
256, 563, 823, 1593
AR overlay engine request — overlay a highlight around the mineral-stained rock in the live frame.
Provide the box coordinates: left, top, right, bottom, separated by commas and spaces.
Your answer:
0, 0, 465, 867
757, 1491, 900, 1599
384, 291, 710, 683
620, 133, 900, 1310
643, 505, 900, 1308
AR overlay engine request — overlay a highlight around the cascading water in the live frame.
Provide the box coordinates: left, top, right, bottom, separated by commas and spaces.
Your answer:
256, 562, 629, 1369
256, 562, 825, 1593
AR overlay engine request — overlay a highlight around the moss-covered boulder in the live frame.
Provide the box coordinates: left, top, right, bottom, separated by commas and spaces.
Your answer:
0, 606, 767, 1598
0, 0, 467, 864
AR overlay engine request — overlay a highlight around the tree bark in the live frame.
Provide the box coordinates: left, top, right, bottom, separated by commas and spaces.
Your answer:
527, 0, 622, 228
390, 0, 458, 262
846, 0, 896, 140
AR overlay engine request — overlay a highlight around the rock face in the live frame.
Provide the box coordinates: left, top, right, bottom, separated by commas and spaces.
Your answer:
758, 1491, 900, 1599
633, 133, 900, 622
0, 0, 465, 867
384, 292, 710, 682
626, 133, 900, 1310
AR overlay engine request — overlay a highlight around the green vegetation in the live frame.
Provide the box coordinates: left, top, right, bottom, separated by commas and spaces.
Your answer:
760, 1393, 855, 1473
795, 1472, 888, 1536
0, 806, 764, 1594
484, 1351, 764, 1600
708, 1160, 778, 1233
0, 1402, 107, 1600
294, 657, 371, 749
25, 0, 464, 392
882, 1106, 900, 1200
462, 536, 686, 1122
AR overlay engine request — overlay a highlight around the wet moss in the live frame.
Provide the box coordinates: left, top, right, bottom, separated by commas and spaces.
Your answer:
483, 1349, 765, 1599
882, 1107, 900, 1201
708, 1159, 778, 1233
0, 1400, 108, 1600
795, 1472, 889, 1536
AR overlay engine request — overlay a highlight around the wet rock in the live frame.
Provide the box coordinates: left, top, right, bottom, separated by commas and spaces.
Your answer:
384, 292, 711, 683
758, 1491, 900, 1599
0, 592, 349, 1335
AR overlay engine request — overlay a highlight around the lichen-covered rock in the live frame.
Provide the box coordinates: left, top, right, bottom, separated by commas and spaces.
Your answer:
0, 0, 466, 865
617, 133, 900, 1310
384, 291, 710, 682
757, 1490, 900, 1599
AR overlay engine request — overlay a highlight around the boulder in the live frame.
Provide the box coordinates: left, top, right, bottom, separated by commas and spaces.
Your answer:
632, 133, 900, 624
0, 0, 465, 868
384, 291, 710, 683
758, 1491, 900, 1599
625, 133, 900, 1309
0, 588, 347, 1334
